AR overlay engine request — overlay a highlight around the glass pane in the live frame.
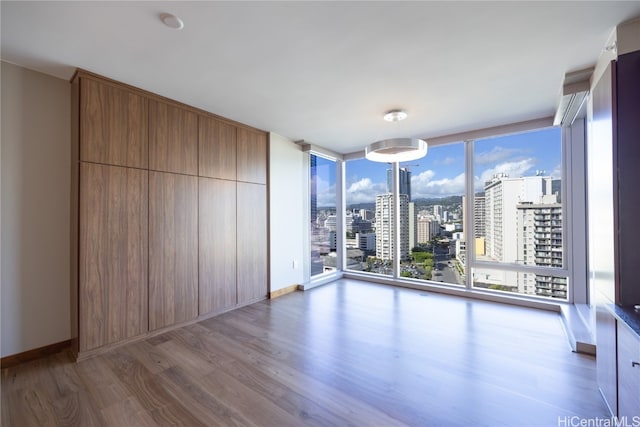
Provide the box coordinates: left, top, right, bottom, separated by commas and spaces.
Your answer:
345, 159, 393, 276
472, 127, 566, 300
474, 128, 563, 268
401, 142, 466, 285
310, 154, 336, 276
472, 268, 568, 300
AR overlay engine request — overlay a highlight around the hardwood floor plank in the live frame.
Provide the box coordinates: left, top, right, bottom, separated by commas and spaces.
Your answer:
1, 279, 610, 426
158, 366, 256, 427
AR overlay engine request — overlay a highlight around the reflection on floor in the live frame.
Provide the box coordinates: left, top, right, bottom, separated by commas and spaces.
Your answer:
1, 279, 608, 426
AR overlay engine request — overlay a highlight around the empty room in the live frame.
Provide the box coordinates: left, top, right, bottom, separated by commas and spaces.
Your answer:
2, 2, 640, 426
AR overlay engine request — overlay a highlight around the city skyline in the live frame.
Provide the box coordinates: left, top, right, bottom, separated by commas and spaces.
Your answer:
314, 127, 561, 207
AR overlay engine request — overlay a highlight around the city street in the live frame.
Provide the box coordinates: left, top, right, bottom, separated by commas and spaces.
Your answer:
431, 246, 462, 285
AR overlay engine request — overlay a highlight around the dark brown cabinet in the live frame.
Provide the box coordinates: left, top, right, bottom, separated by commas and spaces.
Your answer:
80, 78, 148, 169
149, 100, 198, 175
199, 178, 237, 314
72, 70, 268, 359
79, 162, 148, 351
237, 182, 268, 304
199, 116, 237, 180
237, 128, 267, 184
149, 172, 198, 330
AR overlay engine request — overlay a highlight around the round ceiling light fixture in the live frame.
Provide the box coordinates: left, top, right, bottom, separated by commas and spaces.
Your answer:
365, 138, 428, 162
160, 13, 184, 30
365, 109, 428, 162
383, 109, 408, 122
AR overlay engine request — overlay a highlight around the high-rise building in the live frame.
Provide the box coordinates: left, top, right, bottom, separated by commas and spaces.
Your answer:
433, 205, 443, 221
375, 193, 410, 261
357, 232, 376, 251
386, 168, 412, 201
409, 202, 417, 250
474, 193, 486, 238
482, 174, 565, 299
359, 209, 374, 221
309, 154, 323, 276
517, 197, 565, 298
324, 214, 337, 232
417, 218, 440, 244
484, 174, 555, 262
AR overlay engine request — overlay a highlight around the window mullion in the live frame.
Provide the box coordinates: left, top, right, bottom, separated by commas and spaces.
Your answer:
465, 139, 475, 289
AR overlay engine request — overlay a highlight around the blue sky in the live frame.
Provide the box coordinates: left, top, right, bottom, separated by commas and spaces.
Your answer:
316, 127, 561, 206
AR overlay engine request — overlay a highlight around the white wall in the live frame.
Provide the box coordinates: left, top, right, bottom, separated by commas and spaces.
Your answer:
1, 62, 71, 357
269, 133, 306, 291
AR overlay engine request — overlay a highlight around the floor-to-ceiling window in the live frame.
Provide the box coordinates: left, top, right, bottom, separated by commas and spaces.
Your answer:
471, 127, 567, 299
341, 126, 570, 301
344, 159, 394, 276
310, 154, 337, 276
397, 142, 466, 285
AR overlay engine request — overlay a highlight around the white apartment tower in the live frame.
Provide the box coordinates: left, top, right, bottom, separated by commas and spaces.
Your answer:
474, 194, 486, 238
375, 193, 410, 261
517, 198, 565, 298
484, 174, 556, 263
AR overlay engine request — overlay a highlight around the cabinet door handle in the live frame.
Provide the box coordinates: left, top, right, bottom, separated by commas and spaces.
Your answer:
632, 361, 640, 368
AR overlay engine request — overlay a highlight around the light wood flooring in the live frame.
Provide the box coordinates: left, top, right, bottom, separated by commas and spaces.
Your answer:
1, 279, 609, 426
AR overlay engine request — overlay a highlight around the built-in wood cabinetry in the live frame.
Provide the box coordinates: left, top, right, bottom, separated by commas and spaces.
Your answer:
237, 127, 267, 184
71, 70, 268, 359
199, 178, 237, 314
79, 162, 148, 351
237, 182, 268, 304
80, 78, 148, 169
149, 172, 198, 331
149, 100, 198, 175
199, 116, 236, 180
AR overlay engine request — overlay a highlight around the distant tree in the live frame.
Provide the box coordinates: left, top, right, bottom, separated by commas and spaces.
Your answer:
400, 271, 413, 278
411, 246, 426, 253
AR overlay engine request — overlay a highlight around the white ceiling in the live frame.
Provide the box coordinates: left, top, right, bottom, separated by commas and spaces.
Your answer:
2, 1, 639, 154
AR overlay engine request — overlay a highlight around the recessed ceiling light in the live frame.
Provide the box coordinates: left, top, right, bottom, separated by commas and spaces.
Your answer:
383, 110, 408, 122
160, 13, 184, 30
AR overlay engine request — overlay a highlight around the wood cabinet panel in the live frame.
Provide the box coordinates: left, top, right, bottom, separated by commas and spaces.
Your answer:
149, 172, 198, 331
199, 116, 236, 180
79, 163, 148, 351
617, 323, 640, 418
80, 78, 148, 168
237, 182, 267, 303
237, 128, 267, 184
149, 101, 198, 175
199, 178, 237, 314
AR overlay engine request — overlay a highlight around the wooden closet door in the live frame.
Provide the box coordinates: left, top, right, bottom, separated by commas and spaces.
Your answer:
199, 116, 236, 180
237, 182, 267, 303
149, 101, 198, 175
149, 172, 198, 330
237, 128, 267, 184
80, 78, 148, 169
199, 178, 237, 314
79, 162, 148, 351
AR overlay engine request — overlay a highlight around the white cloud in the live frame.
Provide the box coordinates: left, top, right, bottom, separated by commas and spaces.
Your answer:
345, 177, 387, 204
412, 170, 465, 199
314, 174, 336, 207
475, 146, 524, 165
